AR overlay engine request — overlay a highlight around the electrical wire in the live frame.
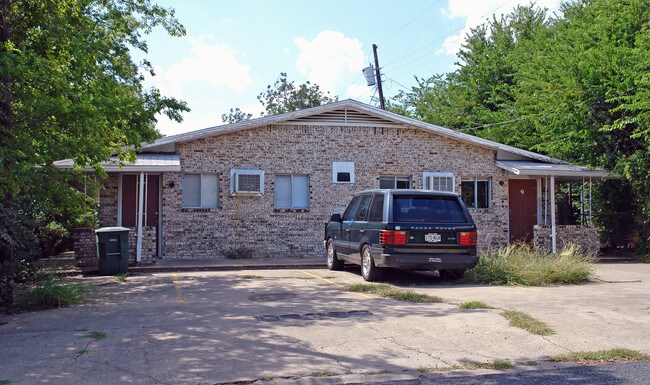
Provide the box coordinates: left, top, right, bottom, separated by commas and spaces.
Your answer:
381, 0, 516, 70
379, 0, 443, 45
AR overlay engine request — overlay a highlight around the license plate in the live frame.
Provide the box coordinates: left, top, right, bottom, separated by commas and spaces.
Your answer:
428, 257, 442, 262
424, 233, 442, 243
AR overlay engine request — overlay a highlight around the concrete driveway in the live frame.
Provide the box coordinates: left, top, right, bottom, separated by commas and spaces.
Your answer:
1, 263, 649, 384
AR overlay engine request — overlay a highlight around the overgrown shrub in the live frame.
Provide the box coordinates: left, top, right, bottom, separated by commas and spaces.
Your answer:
467, 244, 594, 286
15, 272, 95, 311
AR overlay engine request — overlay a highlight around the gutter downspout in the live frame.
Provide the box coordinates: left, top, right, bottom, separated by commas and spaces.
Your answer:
136, 172, 145, 263
550, 175, 557, 254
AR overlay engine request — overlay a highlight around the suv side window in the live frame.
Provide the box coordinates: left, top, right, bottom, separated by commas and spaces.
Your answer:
355, 194, 374, 221
342, 195, 362, 221
367, 194, 384, 222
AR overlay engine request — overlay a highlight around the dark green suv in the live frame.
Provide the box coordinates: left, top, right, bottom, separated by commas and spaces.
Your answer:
324, 189, 478, 281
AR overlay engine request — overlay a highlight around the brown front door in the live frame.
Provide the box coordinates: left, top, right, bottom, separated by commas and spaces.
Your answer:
508, 179, 537, 243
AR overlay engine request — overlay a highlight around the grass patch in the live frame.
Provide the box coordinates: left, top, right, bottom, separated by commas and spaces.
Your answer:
458, 300, 493, 309
551, 349, 650, 365
238, 274, 261, 279
76, 348, 89, 356
0, 380, 11, 385
114, 273, 130, 282
467, 244, 594, 286
502, 310, 554, 336
362, 369, 391, 375
346, 283, 443, 303
85, 331, 107, 341
310, 370, 337, 377
419, 360, 514, 372
14, 274, 96, 311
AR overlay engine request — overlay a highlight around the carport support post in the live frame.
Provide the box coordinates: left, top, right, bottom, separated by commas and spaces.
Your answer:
136, 172, 144, 263
550, 175, 557, 254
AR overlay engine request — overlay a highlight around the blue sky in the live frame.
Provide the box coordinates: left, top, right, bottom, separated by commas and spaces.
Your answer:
140, 0, 561, 136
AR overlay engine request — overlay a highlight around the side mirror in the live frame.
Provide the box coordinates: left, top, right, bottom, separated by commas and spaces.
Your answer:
330, 213, 342, 222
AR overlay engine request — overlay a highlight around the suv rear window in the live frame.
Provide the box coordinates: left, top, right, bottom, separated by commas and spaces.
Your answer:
392, 195, 469, 223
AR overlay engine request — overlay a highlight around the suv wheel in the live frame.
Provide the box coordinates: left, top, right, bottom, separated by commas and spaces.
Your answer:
361, 244, 382, 281
326, 239, 344, 270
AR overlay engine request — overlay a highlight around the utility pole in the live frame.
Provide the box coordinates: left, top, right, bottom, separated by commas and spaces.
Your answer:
372, 44, 385, 110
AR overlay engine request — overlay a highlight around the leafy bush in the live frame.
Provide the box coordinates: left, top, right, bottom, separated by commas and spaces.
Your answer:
467, 244, 594, 286
15, 273, 95, 311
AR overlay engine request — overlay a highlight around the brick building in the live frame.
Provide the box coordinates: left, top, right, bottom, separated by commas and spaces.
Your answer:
56, 100, 611, 263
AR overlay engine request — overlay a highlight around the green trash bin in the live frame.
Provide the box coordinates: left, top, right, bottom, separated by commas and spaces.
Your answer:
96, 227, 130, 276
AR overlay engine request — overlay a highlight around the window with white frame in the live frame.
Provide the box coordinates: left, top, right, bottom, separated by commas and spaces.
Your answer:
423, 172, 454, 192
332, 161, 355, 183
461, 177, 491, 209
182, 174, 219, 208
379, 176, 411, 189
230, 169, 264, 195
275, 174, 309, 209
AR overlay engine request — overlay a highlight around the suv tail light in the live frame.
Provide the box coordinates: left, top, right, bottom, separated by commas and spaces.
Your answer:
380, 230, 408, 245
459, 231, 477, 246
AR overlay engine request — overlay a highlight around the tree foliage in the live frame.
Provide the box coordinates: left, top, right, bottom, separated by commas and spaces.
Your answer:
390, 0, 650, 241
0, 0, 189, 307
222, 72, 338, 123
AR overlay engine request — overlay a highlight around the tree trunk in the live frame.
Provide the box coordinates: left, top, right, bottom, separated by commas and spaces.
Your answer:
0, 0, 15, 309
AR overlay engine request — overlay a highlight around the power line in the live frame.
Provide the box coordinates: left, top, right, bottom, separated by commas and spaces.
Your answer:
382, 0, 516, 70
379, 0, 443, 45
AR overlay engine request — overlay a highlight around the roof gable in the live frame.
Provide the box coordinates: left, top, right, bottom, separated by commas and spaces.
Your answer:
142, 99, 564, 164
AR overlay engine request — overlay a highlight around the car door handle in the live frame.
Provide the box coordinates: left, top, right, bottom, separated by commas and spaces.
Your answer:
359, 229, 366, 233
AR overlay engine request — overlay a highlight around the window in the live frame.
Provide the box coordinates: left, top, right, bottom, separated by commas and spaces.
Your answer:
379, 176, 411, 189
367, 194, 385, 222
275, 175, 309, 209
423, 172, 454, 192
355, 194, 374, 221
393, 195, 469, 223
332, 162, 355, 183
230, 169, 264, 195
461, 177, 491, 209
182, 174, 218, 208
342, 195, 362, 221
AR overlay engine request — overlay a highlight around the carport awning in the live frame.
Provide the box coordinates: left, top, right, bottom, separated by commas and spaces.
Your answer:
496, 160, 614, 180
53, 153, 181, 172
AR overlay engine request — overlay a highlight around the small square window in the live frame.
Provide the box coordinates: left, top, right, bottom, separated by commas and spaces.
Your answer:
333, 162, 354, 183
230, 169, 264, 196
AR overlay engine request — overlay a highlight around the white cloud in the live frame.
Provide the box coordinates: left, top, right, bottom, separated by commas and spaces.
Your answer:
157, 35, 253, 98
293, 31, 365, 93
346, 84, 372, 99
441, 0, 562, 55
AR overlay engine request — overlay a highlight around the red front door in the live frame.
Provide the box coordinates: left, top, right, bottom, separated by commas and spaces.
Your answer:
508, 179, 537, 243
120, 174, 160, 255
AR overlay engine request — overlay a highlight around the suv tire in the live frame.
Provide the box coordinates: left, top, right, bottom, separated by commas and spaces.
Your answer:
326, 239, 344, 270
361, 244, 382, 281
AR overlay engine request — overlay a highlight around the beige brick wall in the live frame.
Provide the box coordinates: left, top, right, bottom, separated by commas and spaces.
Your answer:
160, 124, 510, 258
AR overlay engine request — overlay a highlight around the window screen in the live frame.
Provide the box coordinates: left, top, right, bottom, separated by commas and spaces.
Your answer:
379, 176, 411, 189
183, 174, 218, 208
461, 177, 491, 209
275, 175, 309, 209
423, 172, 454, 192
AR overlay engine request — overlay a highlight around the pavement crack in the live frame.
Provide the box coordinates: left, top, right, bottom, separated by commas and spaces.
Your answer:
542, 335, 574, 353
93, 359, 171, 385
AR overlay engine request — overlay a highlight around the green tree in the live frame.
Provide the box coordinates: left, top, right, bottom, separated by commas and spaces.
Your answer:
221, 107, 252, 124
0, 0, 189, 308
257, 72, 337, 115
